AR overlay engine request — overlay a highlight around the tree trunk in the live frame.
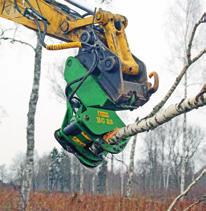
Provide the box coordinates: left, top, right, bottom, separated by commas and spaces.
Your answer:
180, 73, 187, 194
92, 173, 95, 194
120, 152, 124, 196
70, 157, 74, 192
20, 37, 42, 210
97, 161, 107, 194
79, 165, 84, 194
161, 138, 165, 189
126, 135, 137, 197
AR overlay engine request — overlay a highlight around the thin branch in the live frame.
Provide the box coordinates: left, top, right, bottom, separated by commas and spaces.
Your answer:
183, 196, 206, 211
186, 13, 206, 62
167, 168, 206, 211
147, 13, 206, 118
110, 85, 206, 143
0, 37, 35, 51
148, 47, 206, 119
109, 155, 128, 170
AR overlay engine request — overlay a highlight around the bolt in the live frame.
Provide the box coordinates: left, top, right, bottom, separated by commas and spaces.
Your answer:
96, 13, 102, 21
67, 59, 72, 67
60, 21, 69, 34
84, 115, 90, 121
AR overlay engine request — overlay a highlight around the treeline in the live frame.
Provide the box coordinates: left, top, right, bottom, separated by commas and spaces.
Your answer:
0, 118, 205, 197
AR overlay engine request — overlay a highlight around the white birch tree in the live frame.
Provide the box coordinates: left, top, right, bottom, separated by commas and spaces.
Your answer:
166, 0, 203, 195
0, 28, 42, 210
109, 10, 206, 147
20, 36, 42, 210
126, 135, 137, 197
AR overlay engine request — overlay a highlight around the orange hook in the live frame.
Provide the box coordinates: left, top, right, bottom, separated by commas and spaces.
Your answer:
148, 71, 159, 95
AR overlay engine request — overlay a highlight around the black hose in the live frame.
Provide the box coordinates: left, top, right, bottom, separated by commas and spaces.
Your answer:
64, 0, 94, 15
14, 0, 24, 15
67, 49, 99, 113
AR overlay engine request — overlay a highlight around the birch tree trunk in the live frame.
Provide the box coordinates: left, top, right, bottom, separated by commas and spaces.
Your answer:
20, 37, 42, 210
110, 91, 206, 142
70, 157, 74, 192
180, 73, 187, 194
92, 173, 95, 194
97, 161, 107, 194
120, 152, 124, 196
111, 155, 114, 173
160, 136, 165, 189
79, 165, 84, 194
168, 0, 202, 195
126, 135, 137, 197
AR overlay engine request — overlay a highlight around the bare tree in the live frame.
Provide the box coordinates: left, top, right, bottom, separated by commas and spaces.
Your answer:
110, 12, 206, 143
167, 0, 203, 195
48, 148, 61, 191
79, 165, 84, 194
167, 168, 206, 211
0, 27, 42, 210
126, 135, 137, 197
120, 151, 125, 196
97, 161, 108, 194
33, 154, 50, 191
20, 36, 42, 210
0, 165, 7, 183
183, 195, 206, 211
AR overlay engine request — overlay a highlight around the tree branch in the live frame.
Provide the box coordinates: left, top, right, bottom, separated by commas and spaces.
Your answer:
186, 13, 206, 62
167, 168, 206, 211
110, 85, 206, 143
147, 13, 206, 118
0, 37, 35, 51
183, 195, 206, 211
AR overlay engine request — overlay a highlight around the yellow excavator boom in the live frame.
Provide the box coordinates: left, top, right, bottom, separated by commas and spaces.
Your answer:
0, 0, 143, 75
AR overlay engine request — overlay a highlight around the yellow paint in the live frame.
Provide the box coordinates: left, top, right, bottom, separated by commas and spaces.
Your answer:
72, 136, 86, 147
81, 132, 92, 142
106, 119, 113, 125
0, 1, 141, 76
96, 116, 114, 125
46, 42, 82, 50
97, 111, 109, 118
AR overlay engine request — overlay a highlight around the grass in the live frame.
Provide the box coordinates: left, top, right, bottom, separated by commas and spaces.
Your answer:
0, 187, 205, 211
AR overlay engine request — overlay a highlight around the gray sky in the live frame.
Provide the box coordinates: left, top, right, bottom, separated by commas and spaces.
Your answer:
0, 0, 205, 166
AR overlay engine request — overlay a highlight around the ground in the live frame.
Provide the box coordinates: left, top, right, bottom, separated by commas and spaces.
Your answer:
0, 187, 206, 211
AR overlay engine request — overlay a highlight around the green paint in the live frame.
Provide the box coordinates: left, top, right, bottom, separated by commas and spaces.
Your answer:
56, 57, 129, 168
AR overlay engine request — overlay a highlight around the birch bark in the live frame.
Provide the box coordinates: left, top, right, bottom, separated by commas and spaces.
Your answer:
79, 165, 84, 194
126, 135, 137, 197
110, 91, 206, 143
20, 37, 42, 210
180, 73, 187, 194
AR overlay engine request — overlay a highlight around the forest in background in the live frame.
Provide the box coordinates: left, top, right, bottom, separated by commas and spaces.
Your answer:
0, 0, 206, 210
0, 117, 205, 197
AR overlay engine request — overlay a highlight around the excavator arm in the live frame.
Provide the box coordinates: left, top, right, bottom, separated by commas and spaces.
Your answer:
0, 0, 153, 75
0, 0, 159, 167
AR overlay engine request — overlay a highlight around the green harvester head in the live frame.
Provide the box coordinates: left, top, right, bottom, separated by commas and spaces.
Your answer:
55, 57, 129, 168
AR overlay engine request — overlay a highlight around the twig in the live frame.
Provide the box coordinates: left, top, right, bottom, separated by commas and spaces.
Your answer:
186, 13, 206, 63
0, 37, 35, 51
147, 13, 206, 119
183, 196, 206, 211
111, 156, 128, 170
167, 168, 206, 211
195, 84, 206, 101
